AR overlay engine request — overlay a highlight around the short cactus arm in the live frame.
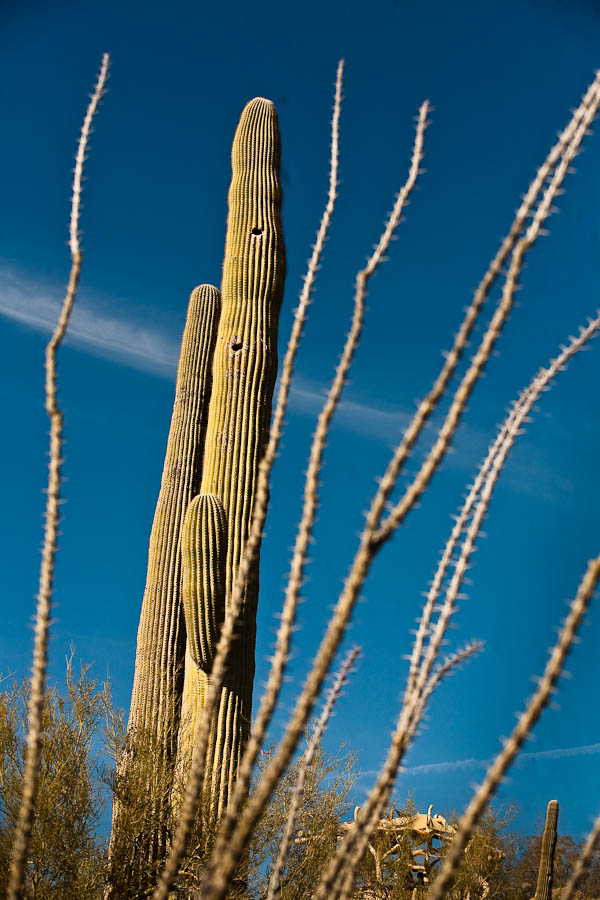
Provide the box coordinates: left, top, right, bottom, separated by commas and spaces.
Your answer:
181, 493, 227, 673
534, 800, 559, 900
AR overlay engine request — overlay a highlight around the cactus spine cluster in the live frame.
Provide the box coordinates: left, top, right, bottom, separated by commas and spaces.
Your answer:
534, 800, 559, 900
111, 97, 285, 887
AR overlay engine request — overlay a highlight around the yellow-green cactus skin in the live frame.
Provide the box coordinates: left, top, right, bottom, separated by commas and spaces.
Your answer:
534, 800, 559, 900
128, 283, 221, 742
181, 493, 227, 672
177, 97, 286, 820
112, 284, 221, 889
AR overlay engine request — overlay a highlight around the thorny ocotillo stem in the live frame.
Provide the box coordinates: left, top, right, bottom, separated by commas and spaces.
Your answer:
561, 814, 600, 900
200, 99, 430, 900
370, 69, 600, 552
404, 398, 526, 701
426, 554, 600, 900
329, 642, 483, 900
203, 71, 599, 900
211, 58, 346, 853
346, 69, 600, 713
325, 312, 600, 900
373, 74, 600, 549
7, 53, 109, 900
266, 646, 360, 900
408, 313, 600, 720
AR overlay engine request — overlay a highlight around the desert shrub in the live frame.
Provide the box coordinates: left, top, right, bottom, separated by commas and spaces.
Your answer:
0, 657, 113, 898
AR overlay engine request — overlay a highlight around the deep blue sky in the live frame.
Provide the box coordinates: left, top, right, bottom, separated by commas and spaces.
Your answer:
2, 0, 600, 842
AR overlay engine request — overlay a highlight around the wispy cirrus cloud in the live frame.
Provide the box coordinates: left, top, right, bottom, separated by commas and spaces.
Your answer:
398, 742, 600, 776
0, 262, 414, 431
356, 743, 600, 791
0, 263, 575, 503
0, 264, 179, 376
289, 378, 412, 439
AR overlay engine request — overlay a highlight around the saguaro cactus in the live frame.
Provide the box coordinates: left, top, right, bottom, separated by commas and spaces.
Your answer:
176, 96, 286, 821
109, 285, 221, 891
110, 98, 285, 895
534, 800, 559, 900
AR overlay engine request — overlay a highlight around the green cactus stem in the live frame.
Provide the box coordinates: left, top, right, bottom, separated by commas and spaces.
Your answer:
109, 284, 221, 892
177, 96, 286, 823
534, 800, 559, 900
181, 493, 227, 673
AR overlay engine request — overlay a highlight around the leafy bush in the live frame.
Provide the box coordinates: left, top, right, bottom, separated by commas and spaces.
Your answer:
0, 656, 114, 898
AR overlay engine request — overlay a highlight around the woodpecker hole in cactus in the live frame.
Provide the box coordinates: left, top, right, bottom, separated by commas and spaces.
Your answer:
231, 341, 243, 352
251, 226, 262, 236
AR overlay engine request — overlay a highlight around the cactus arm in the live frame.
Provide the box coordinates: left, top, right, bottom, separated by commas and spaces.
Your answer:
534, 800, 559, 900
181, 493, 227, 673
108, 285, 221, 895
128, 284, 221, 744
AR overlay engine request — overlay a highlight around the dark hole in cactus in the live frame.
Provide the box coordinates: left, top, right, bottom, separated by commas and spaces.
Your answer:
251, 226, 263, 236
231, 341, 243, 352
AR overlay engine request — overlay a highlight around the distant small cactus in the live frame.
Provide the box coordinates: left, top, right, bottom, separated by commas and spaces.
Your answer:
534, 800, 559, 900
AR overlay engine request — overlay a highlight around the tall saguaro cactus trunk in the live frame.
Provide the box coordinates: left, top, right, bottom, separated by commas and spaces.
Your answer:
109, 98, 285, 897
107, 285, 221, 895
177, 96, 286, 825
534, 800, 559, 900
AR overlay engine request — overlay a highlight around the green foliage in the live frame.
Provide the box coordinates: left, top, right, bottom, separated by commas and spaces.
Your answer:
246, 742, 357, 900
2, 655, 600, 900
105, 725, 178, 899
447, 804, 521, 900
0, 656, 115, 899
353, 795, 423, 899
158, 739, 356, 899
512, 820, 600, 900
107, 728, 357, 899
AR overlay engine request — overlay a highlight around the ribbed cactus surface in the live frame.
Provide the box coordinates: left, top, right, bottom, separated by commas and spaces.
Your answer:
177, 97, 286, 820
181, 493, 227, 672
129, 283, 221, 742
111, 284, 220, 890
534, 800, 559, 900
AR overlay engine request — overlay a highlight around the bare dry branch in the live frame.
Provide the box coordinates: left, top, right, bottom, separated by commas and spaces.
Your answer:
325, 310, 600, 899
366, 68, 600, 557
561, 814, 600, 900
199, 99, 430, 900
266, 646, 359, 900
426, 554, 600, 900
7, 53, 109, 900
322, 642, 483, 900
